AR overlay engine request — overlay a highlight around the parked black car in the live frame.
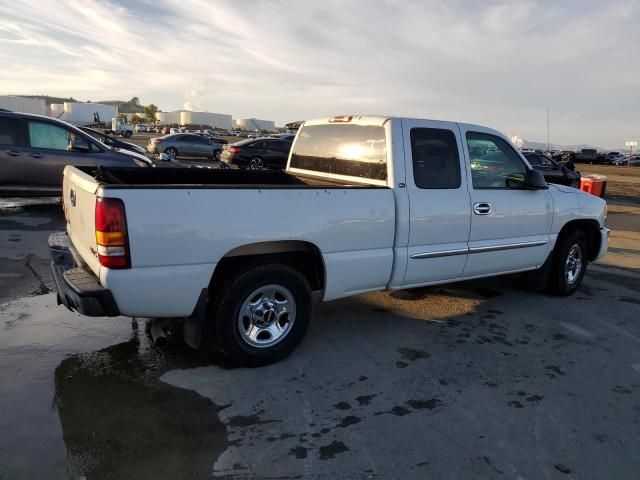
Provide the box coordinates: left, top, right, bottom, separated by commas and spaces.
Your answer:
79, 127, 148, 156
0, 111, 150, 196
574, 148, 608, 164
220, 138, 292, 170
524, 153, 581, 188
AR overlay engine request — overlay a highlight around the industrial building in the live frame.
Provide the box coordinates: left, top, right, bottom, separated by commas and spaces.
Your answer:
155, 110, 232, 129
233, 118, 276, 132
0, 95, 46, 115
49, 102, 117, 125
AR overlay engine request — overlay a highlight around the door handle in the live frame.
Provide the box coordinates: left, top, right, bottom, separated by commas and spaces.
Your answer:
473, 202, 492, 215
30, 152, 43, 158
6, 149, 20, 156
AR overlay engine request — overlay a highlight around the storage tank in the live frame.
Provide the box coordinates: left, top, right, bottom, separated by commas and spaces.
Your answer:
180, 111, 232, 129
155, 111, 181, 125
233, 118, 276, 132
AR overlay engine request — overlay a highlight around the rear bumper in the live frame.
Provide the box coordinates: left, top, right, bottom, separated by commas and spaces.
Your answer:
49, 232, 120, 317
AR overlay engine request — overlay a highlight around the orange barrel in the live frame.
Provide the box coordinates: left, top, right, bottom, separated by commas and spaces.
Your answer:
580, 174, 607, 197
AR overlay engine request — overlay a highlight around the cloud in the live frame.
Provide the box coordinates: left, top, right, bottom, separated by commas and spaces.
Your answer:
0, 0, 638, 147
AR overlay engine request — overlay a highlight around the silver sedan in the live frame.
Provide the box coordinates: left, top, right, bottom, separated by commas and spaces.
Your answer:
147, 133, 222, 160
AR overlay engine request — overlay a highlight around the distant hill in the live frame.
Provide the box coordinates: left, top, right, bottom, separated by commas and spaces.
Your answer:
511, 135, 609, 152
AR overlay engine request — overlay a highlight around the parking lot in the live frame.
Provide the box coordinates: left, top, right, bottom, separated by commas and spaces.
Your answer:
0, 167, 638, 479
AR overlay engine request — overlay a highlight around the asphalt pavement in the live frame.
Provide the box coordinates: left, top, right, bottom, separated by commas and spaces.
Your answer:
0, 196, 638, 479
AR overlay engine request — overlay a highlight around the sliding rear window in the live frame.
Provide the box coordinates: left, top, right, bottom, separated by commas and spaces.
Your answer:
290, 124, 387, 182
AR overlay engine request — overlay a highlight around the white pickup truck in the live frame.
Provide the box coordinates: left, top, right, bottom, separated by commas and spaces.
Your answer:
50, 115, 608, 366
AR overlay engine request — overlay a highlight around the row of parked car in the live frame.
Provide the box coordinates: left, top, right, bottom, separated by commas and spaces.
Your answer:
522, 147, 639, 166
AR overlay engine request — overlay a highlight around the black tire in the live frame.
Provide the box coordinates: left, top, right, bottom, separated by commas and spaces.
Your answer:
123, 130, 132, 138
548, 230, 588, 296
165, 147, 178, 161
214, 150, 221, 161
204, 263, 312, 367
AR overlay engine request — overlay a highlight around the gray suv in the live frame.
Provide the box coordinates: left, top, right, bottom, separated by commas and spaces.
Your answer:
0, 111, 150, 196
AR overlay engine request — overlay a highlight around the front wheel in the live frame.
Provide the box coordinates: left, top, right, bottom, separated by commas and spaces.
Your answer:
123, 130, 132, 138
165, 147, 178, 161
548, 230, 587, 295
205, 264, 312, 366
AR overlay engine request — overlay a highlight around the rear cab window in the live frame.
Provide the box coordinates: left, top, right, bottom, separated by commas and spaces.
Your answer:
289, 123, 387, 184
410, 128, 461, 189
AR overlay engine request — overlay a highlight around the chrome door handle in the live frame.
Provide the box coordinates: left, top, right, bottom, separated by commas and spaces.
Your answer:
473, 202, 492, 215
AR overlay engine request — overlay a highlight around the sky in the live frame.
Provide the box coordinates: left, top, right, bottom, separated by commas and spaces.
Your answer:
0, 0, 638, 148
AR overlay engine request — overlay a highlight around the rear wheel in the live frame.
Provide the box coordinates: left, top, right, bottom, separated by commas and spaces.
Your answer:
214, 150, 221, 161
248, 156, 264, 170
548, 230, 587, 295
204, 263, 312, 366
165, 147, 178, 161
123, 130, 132, 138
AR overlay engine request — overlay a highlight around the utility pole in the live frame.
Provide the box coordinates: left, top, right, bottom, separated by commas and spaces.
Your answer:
547, 106, 550, 154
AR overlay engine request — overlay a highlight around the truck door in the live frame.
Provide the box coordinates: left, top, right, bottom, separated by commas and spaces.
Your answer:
458, 125, 553, 276
402, 120, 471, 286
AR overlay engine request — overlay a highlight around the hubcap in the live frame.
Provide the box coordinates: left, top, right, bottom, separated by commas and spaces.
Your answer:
249, 158, 263, 170
238, 285, 296, 348
565, 244, 583, 284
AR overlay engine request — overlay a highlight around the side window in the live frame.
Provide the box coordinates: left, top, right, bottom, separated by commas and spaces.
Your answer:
466, 132, 527, 189
410, 128, 461, 189
28, 122, 72, 150
0, 117, 21, 146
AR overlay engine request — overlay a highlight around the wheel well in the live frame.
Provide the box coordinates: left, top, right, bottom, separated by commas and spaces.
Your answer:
210, 241, 325, 292
556, 219, 601, 261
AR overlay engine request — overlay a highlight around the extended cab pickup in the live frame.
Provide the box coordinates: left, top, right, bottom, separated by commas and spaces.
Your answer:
50, 116, 609, 366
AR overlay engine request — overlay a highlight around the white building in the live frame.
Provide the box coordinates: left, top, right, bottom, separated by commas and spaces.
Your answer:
233, 118, 276, 132
155, 110, 233, 129
49, 102, 117, 125
0, 95, 46, 115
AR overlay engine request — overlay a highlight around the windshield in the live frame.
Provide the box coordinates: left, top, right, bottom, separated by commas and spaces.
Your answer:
289, 124, 387, 182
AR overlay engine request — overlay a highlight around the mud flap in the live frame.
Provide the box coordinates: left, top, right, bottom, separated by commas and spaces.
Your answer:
183, 288, 208, 349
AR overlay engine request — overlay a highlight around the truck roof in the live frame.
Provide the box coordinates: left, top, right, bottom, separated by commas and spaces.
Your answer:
302, 115, 504, 137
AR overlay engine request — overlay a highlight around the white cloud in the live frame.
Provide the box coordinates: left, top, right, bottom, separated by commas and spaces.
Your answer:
0, 0, 638, 147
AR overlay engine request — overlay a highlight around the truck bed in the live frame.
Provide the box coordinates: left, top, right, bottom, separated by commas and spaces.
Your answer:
82, 166, 386, 189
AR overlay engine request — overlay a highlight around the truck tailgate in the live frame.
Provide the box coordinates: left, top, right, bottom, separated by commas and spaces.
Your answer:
62, 166, 102, 277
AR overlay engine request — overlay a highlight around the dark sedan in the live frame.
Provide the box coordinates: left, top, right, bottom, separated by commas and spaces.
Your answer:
79, 127, 148, 156
220, 138, 292, 170
147, 133, 223, 160
524, 153, 581, 188
0, 111, 149, 196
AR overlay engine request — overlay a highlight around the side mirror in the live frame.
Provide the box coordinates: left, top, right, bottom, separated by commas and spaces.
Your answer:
523, 169, 548, 190
70, 138, 90, 153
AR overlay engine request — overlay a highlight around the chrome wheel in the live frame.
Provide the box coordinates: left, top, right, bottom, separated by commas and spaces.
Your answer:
248, 157, 264, 170
238, 284, 296, 348
165, 148, 177, 161
565, 244, 583, 285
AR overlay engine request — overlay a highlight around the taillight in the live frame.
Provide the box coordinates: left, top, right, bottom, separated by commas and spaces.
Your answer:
95, 197, 130, 269
152, 139, 163, 144
228, 146, 241, 154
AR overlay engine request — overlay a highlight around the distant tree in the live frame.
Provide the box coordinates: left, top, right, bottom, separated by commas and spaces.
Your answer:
129, 96, 140, 106
144, 104, 159, 123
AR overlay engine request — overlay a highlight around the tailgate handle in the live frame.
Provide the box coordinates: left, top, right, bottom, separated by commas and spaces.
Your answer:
70, 189, 77, 206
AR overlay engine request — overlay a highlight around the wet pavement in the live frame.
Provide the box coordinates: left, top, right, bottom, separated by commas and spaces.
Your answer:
1, 198, 639, 479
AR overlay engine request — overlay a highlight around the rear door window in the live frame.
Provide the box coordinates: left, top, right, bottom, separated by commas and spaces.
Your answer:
290, 124, 387, 181
0, 117, 22, 146
410, 128, 461, 189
